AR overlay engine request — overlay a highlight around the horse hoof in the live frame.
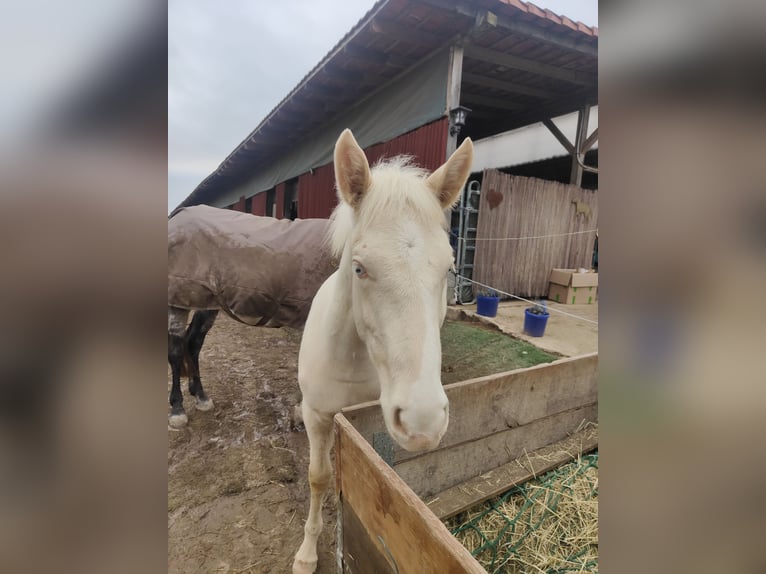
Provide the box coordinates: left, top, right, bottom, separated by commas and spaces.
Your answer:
195, 397, 214, 412
168, 412, 188, 428
292, 558, 317, 574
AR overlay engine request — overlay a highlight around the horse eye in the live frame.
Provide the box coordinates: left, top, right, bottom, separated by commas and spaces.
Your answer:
353, 262, 368, 278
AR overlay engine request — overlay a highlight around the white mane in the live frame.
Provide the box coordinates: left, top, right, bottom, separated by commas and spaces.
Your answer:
326, 156, 446, 259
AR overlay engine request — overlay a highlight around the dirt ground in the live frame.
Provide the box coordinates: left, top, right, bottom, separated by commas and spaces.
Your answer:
168, 316, 332, 574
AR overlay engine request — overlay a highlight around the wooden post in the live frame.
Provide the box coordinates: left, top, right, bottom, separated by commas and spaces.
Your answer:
445, 44, 464, 158
569, 105, 590, 186
543, 107, 597, 185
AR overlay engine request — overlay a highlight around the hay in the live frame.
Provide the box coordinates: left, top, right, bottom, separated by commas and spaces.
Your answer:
447, 452, 598, 573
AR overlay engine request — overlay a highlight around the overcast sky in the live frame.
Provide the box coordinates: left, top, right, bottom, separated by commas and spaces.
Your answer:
168, 0, 598, 213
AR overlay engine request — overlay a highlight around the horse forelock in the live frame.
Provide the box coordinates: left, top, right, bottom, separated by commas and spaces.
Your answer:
328, 156, 446, 259
327, 201, 354, 259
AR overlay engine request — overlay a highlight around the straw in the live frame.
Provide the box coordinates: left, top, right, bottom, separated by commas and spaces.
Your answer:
447, 450, 598, 573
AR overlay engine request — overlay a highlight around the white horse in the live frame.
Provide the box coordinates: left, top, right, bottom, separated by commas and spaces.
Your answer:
293, 129, 473, 573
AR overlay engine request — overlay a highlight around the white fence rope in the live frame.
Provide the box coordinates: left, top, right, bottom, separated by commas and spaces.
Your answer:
470, 229, 598, 242
449, 229, 597, 242
451, 272, 599, 326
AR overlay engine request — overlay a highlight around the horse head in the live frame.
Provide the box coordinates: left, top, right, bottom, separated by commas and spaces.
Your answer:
332, 129, 473, 452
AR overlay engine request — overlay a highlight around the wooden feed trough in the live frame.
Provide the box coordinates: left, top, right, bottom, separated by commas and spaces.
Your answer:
334, 353, 598, 573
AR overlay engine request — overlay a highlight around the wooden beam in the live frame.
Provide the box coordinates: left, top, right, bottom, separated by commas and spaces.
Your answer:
491, 15, 596, 58
461, 91, 523, 111
464, 44, 596, 87
336, 414, 485, 574
447, 45, 464, 112
342, 43, 388, 65
543, 118, 575, 155
318, 63, 364, 83
446, 44, 464, 156
419, 0, 598, 58
583, 127, 598, 152
461, 71, 559, 100
570, 105, 590, 185
427, 425, 598, 520
301, 82, 344, 99
369, 17, 445, 47
343, 43, 409, 69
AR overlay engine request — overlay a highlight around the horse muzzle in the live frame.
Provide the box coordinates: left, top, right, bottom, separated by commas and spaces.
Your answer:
389, 402, 449, 452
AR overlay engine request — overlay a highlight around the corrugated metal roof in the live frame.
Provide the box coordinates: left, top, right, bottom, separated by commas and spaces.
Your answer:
179, 0, 597, 209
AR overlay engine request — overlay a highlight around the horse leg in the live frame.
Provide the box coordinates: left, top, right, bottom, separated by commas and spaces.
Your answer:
168, 307, 189, 428
185, 309, 217, 411
293, 404, 334, 574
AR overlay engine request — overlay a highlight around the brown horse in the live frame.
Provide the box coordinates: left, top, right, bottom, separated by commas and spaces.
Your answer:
167, 205, 335, 427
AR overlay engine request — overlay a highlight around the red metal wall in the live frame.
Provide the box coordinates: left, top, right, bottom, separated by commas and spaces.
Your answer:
297, 117, 449, 219
233, 196, 246, 212
364, 117, 448, 172
298, 164, 337, 220
251, 193, 266, 216
275, 183, 286, 219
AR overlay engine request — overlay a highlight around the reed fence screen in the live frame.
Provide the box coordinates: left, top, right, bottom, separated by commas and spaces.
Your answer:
474, 171, 598, 298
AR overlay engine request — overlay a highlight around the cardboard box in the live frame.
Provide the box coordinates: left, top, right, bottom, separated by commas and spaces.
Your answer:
548, 268, 598, 305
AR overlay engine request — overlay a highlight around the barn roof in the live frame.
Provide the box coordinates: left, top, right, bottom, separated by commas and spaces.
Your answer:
180, 0, 597, 208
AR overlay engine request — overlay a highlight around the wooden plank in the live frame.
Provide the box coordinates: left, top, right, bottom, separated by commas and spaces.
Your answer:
342, 354, 597, 467
426, 425, 598, 520
461, 92, 523, 111
342, 43, 390, 66
396, 403, 597, 499
461, 72, 559, 100
446, 44, 464, 157
570, 105, 590, 186
319, 64, 365, 83
369, 18, 445, 47
341, 499, 396, 573
447, 44, 464, 112
336, 415, 485, 574
464, 44, 596, 87
418, 0, 598, 58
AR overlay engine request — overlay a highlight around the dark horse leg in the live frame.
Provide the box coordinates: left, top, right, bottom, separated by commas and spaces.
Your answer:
185, 309, 218, 412
168, 307, 190, 428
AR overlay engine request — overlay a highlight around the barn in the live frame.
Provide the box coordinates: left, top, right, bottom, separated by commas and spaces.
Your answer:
173, 0, 598, 231
169, 4, 600, 571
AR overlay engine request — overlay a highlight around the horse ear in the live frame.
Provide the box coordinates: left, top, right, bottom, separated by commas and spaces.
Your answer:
334, 129, 371, 209
426, 138, 474, 208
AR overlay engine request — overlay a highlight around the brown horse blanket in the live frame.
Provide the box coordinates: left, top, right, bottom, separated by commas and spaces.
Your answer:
168, 205, 336, 328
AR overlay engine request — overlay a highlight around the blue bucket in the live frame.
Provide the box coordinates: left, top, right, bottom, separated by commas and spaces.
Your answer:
476, 296, 499, 318
523, 308, 549, 337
